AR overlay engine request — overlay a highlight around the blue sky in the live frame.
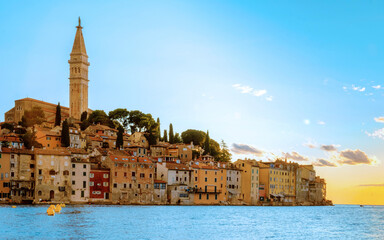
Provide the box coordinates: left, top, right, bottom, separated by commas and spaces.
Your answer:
1, 0, 384, 203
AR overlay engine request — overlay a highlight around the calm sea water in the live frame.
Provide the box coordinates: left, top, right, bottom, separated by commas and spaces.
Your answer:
1, 205, 383, 239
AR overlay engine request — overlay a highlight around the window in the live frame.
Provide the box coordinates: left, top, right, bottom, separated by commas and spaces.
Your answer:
199, 194, 202, 200
138, 184, 141, 189
124, 172, 127, 177
103, 182, 109, 187
72, 172, 75, 176
83, 164, 86, 169
83, 172, 86, 176
72, 180, 75, 185
103, 174, 109, 178
49, 170, 55, 175
124, 184, 127, 188
205, 178, 207, 182
10, 163, 15, 168
38, 191, 42, 196
90, 173, 94, 178
195, 177, 197, 181
31, 173, 34, 178
30, 164, 35, 168
83, 181, 86, 188
63, 170, 69, 176
113, 183, 117, 188
132, 172, 136, 177
72, 190, 75, 195
140, 173, 145, 178
146, 184, 149, 189
149, 174, 152, 178
214, 178, 217, 182
206, 194, 209, 200
38, 169, 42, 175
90, 182, 94, 186
215, 194, 217, 200
115, 172, 117, 177
81, 191, 84, 198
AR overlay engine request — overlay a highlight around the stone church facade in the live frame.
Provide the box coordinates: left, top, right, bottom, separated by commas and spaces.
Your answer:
4, 18, 90, 123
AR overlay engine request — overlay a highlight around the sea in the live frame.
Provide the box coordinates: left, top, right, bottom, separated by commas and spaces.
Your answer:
1, 204, 383, 239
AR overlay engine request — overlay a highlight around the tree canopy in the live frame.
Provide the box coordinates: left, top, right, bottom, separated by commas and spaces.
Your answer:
116, 125, 124, 149
181, 129, 206, 146
61, 119, 70, 147
21, 106, 45, 127
169, 123, 174, 144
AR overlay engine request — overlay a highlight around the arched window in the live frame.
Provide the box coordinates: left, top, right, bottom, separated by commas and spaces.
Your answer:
38, 191, 42, 196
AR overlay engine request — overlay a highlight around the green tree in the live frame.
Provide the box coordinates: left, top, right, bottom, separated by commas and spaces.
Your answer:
163, 130, 168, 142
21, 106, 46, 127
169, 123, 174, 144
0, 122, 14, 131
116, 125, 124, 149
109, 108, 129, 129
22, 131, 42, 149
61, 120, 70, 147
181, 129, 206, 146
209, 138, 220, 158
204, 130, 210, 155
81, 111, 88, 122
157, 117, 161, 141
216, 140, 232, 162
55, 102, 61, 126
174, 133, 182, 143
88, 110, 112, 126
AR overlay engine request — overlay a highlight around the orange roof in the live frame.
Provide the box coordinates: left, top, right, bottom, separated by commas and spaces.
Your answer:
165, 163, 191, 171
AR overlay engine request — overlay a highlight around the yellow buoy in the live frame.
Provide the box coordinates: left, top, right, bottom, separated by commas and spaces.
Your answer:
50, 205, 56, 210
55, 204, 62, 213
47, 207, 55, 216
12, 206, 16, 208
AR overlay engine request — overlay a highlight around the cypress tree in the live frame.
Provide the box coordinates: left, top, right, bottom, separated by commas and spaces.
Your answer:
204, 130, 210, 155
163, 129, 168, 142
157, 117, 161, 141
55, 102, 61, 126
81, 111, 88, 122
169, 123, 174, 144
61, 120, 70, 147
116, 126, 124, 149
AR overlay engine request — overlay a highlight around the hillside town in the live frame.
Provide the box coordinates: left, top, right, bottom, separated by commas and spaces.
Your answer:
0, 18, 331, 206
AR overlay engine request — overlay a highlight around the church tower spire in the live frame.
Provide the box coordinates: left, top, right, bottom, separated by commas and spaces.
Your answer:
69, 17, 90, 120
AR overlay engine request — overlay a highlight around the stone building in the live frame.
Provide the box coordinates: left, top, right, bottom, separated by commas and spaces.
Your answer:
0, 148, 11, 201
225, 164, 242, 205
34, 149, 72, 203
9, 149, 35, 204
70, 158, 91, 203
234, 159, 259, 205
156, 162, 193, 204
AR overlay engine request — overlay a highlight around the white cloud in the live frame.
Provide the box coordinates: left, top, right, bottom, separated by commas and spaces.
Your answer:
283, 151, 309, 161
317, 121, 326, 125
352, 85, 365, 92
304, 119, 310, 125
231, 143, 264, 156
366, 128, 384, 140
266, 96, 273, 101
232, 83, 268, 99
374, 117, 384, 123
252, 89, 267, 97
372, 85, 381, 89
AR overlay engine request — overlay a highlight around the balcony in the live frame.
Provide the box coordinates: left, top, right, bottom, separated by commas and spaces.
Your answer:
191, 187, 221, 194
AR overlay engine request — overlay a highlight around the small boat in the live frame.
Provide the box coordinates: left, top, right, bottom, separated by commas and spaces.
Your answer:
12, 206, 16, 208
360, 205, 364, 207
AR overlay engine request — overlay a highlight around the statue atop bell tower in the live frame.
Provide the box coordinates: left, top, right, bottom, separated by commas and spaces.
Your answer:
69, 17, 90, 120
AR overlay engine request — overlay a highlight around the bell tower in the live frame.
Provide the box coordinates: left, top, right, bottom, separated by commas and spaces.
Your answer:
69, 17, 90, 120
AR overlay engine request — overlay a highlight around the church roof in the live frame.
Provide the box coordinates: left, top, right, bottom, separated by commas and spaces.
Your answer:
71, 17, 87, 55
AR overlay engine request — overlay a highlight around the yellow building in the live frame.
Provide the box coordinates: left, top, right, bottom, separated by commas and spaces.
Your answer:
234, 159, 259, 205
259, 161, 296, 203
191, 164, 226, 204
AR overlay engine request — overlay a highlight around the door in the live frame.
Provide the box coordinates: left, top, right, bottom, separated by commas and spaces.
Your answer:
50, 190, 54, 200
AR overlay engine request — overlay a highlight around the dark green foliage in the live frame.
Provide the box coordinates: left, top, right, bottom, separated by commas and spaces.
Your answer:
102, 142, 109, 148
22, 131, 42, 149
174, 133, 182, 143
55, 102, 61, 126
88, 110, 111, 126
109, 108, 129, 129
157, 117, 161, 140
1, 141, 9, 148
81, 111, 88, 122
209, 138, 220, 158
21, 106, 46, 127
204, 130, 211, 155
61, 120, 70, 147
181, 129, 206, 146
163, 130, 168, 142
80, 119, 90, 131
0, 122, 14, 131
116, 126, 124, 149
169, 123, 174, 144
215, 140, 232, 162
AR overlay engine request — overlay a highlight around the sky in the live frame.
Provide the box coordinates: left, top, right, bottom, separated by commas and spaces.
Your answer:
1, 0, 384, 205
